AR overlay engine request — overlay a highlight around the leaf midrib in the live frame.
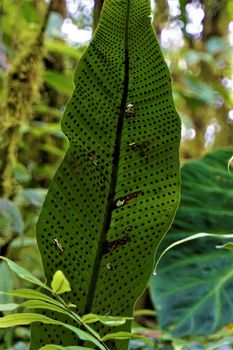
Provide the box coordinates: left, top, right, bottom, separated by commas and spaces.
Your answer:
83, 3, 130, 315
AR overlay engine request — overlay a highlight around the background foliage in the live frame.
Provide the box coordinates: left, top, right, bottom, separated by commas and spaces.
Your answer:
0, 0, 232, 350
151, 148, 233, 337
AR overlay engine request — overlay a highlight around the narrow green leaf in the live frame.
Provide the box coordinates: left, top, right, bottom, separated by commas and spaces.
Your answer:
41, 144, 65, 157
102, 331, 154, 346
0, 313, 105, 350
216, 242, 233, 251
154, 232, 233, 274
3, 288, 62, 307
81, 314, 101, 323
20, 300, 68, 315
0, 303, 19, 311
66, 303, 77, 308
133, 309, 156, 317
60, 324, 104, 350
51, 270, 71, 295
34, 103, 61, 118
39, 345, 95, 350
0, 313, 61, 328
0, 257, 50, 291
228, 155, 233, 173
0, 299, 67, 314
82, 313, 132, 326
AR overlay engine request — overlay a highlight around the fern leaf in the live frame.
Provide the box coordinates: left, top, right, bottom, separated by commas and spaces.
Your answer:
31, 1, 181, 349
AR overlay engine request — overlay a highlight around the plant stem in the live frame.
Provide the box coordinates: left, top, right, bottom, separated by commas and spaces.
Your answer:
53, 293, 110, 350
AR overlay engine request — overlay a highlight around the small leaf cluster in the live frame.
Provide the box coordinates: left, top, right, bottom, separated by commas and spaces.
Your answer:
0, 256, 153, 350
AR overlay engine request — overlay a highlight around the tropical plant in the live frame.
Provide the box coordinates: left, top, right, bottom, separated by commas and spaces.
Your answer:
150, 148, 233, 337
2, 1, 232, 350
0, 256, 154, 350
30, 0, 181, 349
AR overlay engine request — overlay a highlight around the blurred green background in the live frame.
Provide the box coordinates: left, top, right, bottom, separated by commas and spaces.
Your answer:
0, 1, 232, 349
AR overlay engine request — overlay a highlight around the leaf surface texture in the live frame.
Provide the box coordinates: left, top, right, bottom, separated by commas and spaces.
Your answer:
31, 1, 180, 349
150, 149, 233, 336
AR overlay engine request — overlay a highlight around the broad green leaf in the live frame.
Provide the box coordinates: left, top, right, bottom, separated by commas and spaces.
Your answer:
0, 257, 50, 291
33, 0, 180, 349
39, 346, 94, 350
150, 149, 233, 337
0, 303, 19, 311
2, 288, 62, 307
102, 331, 154, 346
51, 270, 71, 295
154, 232, 233, 274
0, 313, 105, 350
82, 313, 131, 326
